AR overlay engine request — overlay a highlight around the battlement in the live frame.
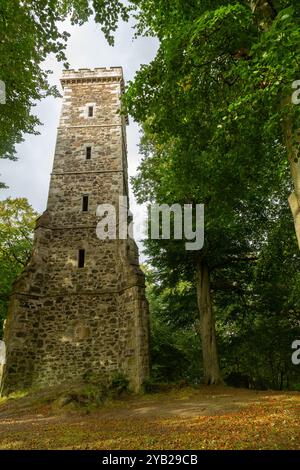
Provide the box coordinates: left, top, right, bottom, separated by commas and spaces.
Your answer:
61, 67, 125, 88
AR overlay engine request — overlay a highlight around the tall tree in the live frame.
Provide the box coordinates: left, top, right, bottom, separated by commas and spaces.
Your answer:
130, 126, 285, 384
124, 0, 295, 383
128, 0, 300, 245
0, 198, 37, 336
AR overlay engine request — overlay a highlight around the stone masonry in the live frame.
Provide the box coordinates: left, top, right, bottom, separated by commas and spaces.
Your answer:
0, 68, 150, 395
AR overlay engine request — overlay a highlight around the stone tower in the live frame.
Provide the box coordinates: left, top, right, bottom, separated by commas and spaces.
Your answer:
0, 68, 149, 395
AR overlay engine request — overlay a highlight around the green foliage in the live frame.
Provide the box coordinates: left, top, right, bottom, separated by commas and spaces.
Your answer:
146, 268, 202, 384
110, 372, 129, 396
220, 312, 300, 390
0, 0, 129, 181
220, 208, 300, 389
0, 198, 37, 337
57, 372, 129, 407
53, 382, 108, 409
69, 383, 107, 407
124, 0, 300, 389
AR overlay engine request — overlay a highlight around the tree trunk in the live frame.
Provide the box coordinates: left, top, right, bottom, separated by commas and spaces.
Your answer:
196, 260, 222, 385
284, 117, 300, 249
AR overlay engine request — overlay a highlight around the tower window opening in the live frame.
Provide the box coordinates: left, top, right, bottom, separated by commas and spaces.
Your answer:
88, 106, 94, 117
78, 249, 85, 268
86, 146, 92, 160
82, 195, 89, 212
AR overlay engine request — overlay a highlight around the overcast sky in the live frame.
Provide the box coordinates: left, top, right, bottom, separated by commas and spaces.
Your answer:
0, 17, 158, 244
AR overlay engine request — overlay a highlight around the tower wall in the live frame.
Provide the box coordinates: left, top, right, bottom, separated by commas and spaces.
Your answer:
0, 68, 149, 395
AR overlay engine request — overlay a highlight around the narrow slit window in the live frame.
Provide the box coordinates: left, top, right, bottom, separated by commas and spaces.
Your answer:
88, 106, 94, 117
86, 146, 92, 160
82, 195, 89, 212
78, 249, 85, 268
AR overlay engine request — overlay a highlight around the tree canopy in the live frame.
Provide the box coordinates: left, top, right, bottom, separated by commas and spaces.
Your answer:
124, 0, 300, 386
125, 0, 300, 245
0, 0, 129, 174
0, 198, 37, 337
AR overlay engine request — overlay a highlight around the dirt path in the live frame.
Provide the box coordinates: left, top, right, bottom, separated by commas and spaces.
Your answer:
0, 386, 299, 449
